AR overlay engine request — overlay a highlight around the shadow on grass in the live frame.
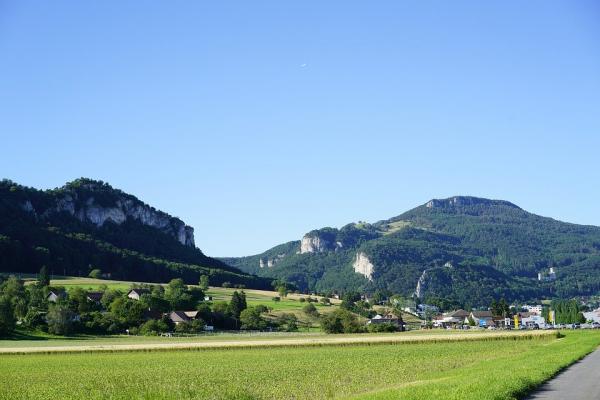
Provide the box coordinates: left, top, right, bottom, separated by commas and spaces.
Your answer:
2, 329, 115, 342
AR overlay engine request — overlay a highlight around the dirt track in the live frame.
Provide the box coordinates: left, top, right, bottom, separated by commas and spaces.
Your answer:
0, 330, 554, 355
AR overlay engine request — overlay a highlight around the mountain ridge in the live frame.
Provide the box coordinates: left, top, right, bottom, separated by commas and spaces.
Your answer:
223, 196, 600, 305
0, 178, 271, 289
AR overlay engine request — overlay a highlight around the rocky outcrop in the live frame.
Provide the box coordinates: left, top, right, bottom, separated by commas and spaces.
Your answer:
415, 269, 429, 299
426, 196, 520, 210
353, 252, 374, 281
23, 183, 195, 247
300, 235, 333, 254
258, 254, 286, 268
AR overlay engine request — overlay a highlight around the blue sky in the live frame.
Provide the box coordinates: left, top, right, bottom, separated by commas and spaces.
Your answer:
1, 1, 599, 256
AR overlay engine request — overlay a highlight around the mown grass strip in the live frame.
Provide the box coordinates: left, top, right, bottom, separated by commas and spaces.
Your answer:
0, 330, 555, 355
1, 332, 594, 400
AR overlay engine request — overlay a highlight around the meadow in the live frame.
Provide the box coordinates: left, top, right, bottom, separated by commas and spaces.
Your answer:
0, 331, 598, 399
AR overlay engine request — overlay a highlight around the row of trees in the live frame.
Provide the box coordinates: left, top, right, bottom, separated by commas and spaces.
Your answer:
543, 299, 586, 324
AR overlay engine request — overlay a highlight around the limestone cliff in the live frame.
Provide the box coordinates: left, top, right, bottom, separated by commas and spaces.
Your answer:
353, 252, 374, 281
300, 234, 334, 254
23, 179, 195, 247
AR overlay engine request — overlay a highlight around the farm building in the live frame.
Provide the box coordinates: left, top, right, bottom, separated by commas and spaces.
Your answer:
167, 311, 201, 325
367, 314, 401, 327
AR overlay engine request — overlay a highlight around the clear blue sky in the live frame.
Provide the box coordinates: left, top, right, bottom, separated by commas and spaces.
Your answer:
1, 1, 599, 256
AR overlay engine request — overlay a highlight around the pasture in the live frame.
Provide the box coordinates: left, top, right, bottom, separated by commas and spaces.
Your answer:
1, 331, 598, 399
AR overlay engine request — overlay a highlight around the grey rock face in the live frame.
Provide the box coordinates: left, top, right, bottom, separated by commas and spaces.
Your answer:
300, 235, 334, 254
415, 269, 429, 299
40, 192, 195, 247
353, 252, 374, 281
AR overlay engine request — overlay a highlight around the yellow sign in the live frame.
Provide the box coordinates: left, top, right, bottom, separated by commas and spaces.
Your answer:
514, 315, 519, 328
549, 310, 555, 324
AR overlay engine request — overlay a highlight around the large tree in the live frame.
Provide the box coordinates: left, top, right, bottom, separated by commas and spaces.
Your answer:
0, 296, 15, 337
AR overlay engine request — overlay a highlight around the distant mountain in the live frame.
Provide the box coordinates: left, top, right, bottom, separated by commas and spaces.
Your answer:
0, 178, 270, 289
222, 196, 600, 306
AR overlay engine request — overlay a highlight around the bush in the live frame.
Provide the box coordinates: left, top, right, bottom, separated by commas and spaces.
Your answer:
255, 304, 269, 313
277, 313, 298, 332
174, 319, 205, 334
240, 308, 267, 330
272, 296, 281, 302
299, 297, 306, 303
367, 322, 398, 333
46, 303, 76, 335
0, 296, 16, 337
302, 303, 319, 318
320, 297, 331, 306
321, 309, 364, 334
222, 282, 232, 288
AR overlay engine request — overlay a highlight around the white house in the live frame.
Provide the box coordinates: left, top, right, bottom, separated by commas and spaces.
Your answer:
583, 308, 600, 323
523, 305, 543, 315
521, 315, 546, 328
46, 290, 66, 303
127, 288, 151, 300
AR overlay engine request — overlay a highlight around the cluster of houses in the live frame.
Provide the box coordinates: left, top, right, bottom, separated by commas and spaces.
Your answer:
47, 289, 103, 304
431, 305, 547, 329
46, 288, 215, 330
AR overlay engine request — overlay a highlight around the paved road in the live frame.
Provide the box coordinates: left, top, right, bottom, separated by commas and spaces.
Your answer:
528, 348, 600, 400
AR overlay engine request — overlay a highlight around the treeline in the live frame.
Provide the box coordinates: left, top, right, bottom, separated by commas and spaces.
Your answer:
545, 299, 586, 324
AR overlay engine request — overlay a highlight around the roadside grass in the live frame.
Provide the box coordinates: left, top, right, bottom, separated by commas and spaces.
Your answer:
352, 331, 600, 400
1, 331, 595, 400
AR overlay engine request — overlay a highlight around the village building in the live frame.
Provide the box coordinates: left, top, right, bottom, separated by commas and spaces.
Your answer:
46, 290, 66, 303
433, 309, 469, 328
127, 288, 151, 301
466, 311, 494, 327
523, 305, 543, 315
167, 311, 200, 325
367, 314, 402, 328
86, 291, 104, 304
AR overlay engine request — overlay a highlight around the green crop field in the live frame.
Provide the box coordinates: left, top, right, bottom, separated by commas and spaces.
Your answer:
0, 331, 598, 400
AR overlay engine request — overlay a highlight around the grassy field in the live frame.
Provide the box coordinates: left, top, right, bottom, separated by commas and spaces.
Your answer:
0, 331, 598, 399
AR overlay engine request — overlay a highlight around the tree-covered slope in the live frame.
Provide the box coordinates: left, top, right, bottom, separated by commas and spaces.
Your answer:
223, 196, 600, 305
0, 178, 271, 289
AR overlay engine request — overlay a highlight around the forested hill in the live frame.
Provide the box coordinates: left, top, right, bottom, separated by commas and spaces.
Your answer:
0, 178, 271, 289
223, 196, 600, 306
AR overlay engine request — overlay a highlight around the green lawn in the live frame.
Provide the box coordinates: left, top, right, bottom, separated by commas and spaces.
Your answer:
0, 331, 597, 399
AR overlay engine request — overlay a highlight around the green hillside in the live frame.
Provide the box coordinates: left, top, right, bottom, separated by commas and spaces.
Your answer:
0, 178, 271, 290
223, 197, 600, 305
